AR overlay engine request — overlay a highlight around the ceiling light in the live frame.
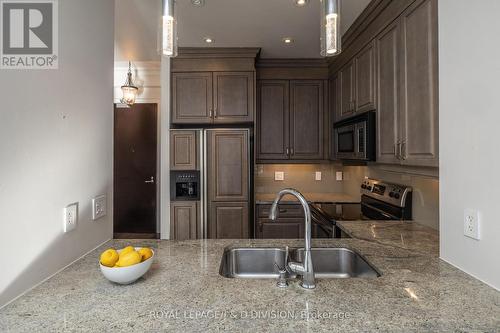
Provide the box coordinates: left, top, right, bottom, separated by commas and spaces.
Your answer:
282, 37, 294, 44
120, 61, 138, 107
191, 0, 205, 6
320, 0, 341, 57
294, 0, 308, 7
162, 0, 178, 57
204, 37, 214, 43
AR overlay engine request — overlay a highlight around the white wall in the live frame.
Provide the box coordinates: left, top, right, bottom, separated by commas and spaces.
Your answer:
439, 0, 500, 290
0, 0, 115, 307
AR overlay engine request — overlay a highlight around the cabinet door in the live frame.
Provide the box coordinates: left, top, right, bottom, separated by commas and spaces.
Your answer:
256, 80, 290, 160
172, 72, 213, 124
375, 23, 401, 164
355, 42, 376, 112
399, 0, 439, 167
339, 61, 355, 119
256, 219, 304, 239
209, 202, 249, 239
207, 129, 249, 202
289, 80, 324, 160
330, 76, 340, 158
170, 130, 197, 170
213, 72, 254, 123
170, 201, 198, 240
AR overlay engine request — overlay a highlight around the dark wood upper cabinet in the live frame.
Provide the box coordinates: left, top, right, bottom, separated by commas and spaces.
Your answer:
171, 71, 255, 125
207, 129, 249, 202
170, 130, 198, 170
209, 202, 249, 239
355, 42, 376, 113
213, 72, 254, 123
170, 201, 198, 240
256, 79, 325, 162
399, 0, 438, 167
376, 22, 401, 165
339, 61, 355, 120
256, 80, 290, 160
172, 72, 213, 124
289, 80, 324, 160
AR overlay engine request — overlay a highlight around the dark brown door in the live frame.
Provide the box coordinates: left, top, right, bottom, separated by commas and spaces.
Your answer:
171, 72, 213, 124
114, 104, 157, 236
339, 61, 355, 119
289, 80, 324, 160
170, 130, 198, 170
213, 72, 254, 123
256, 80, 290, 160
209, 202, 249, 239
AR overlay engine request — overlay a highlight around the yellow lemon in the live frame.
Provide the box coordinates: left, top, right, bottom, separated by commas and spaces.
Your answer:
138, 248, 153, 262
116, 250, 142, 267
120, 246, 135, 257
100, 248, 119, 267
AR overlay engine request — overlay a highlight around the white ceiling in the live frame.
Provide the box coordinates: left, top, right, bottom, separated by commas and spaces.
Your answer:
114, 0, 371, 61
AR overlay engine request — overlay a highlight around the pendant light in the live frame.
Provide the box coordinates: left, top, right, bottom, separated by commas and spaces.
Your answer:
320, 0, 341, 57
162, 0, 178, 57
120, 61, 138, 106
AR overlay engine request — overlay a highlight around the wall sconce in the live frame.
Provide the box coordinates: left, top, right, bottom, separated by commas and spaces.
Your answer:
320, 0, 341, 57
120, 61, 138, 106
162, 0, 178, 57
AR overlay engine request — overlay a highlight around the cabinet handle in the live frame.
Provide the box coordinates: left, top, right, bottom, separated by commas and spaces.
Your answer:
401, 140, 407, 160
286, 148, 290, 156
214, 108, 217, 118
290, 147, 294, 156
396, 140, 401, 160
209, 109, 213, 118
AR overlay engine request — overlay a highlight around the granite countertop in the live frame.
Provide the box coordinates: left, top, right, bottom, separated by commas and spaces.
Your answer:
256, 192, 358, 204
1, 227, 499, 332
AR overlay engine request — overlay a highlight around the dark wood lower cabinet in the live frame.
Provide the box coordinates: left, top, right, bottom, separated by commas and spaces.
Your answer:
256, 219, 304, 239
209, 202, 249, 239
170, 201, 198, 240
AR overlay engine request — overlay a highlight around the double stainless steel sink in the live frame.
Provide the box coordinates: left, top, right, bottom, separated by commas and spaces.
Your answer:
219, 247, 380, 279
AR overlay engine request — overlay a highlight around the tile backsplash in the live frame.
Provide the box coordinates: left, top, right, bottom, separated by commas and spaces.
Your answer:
255, 164, 344, 194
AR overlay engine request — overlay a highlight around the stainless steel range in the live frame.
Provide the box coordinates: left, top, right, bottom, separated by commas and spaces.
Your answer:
310, 178, 413, 238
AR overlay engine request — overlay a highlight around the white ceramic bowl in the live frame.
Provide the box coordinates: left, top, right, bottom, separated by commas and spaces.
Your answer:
99, 247, 154, 285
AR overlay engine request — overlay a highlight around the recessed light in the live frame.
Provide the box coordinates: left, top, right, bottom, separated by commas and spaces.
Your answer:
191, 0, 205, 6
204, 37, 214, 43
282, 37, 294, 44
294, 0, 308, 7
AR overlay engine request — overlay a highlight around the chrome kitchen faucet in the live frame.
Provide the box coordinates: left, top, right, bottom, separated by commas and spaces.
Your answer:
269, 189, 315, 289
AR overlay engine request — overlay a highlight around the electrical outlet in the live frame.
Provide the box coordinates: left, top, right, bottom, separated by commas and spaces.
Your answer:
464, 208, 480, 240
336, 171, 343, 181
63, 203, 78, 233
92, 195, 107, 220
274, 171, 285, 181
315, 171, 322, 181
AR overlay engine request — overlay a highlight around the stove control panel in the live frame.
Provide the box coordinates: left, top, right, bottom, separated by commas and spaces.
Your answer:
360, 178, 412, 207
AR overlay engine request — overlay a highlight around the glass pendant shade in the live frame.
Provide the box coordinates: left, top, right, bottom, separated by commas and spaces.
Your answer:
120, 62, 138, 106
162, 0, 178, 57
320, 0, 341, 57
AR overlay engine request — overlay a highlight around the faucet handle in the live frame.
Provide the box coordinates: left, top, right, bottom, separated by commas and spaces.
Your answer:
274, 262, 288, 288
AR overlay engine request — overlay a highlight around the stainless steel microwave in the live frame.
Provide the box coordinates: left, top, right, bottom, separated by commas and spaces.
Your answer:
333, 112, 376, 161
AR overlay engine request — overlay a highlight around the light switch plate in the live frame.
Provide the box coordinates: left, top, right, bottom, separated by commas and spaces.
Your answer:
336, 171, 343, 181
63, 203, 78, 232
274, 171, 285, 181
315, 171, 322, 181
464, 208, 480, 240
92, 195, 107, 220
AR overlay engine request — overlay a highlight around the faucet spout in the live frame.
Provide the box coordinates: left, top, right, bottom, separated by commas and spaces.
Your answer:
269, 188, 315, 289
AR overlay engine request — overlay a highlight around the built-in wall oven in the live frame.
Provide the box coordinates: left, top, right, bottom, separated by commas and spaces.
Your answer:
333, 111, 376, 161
